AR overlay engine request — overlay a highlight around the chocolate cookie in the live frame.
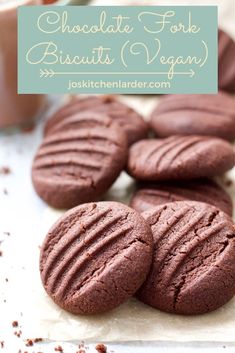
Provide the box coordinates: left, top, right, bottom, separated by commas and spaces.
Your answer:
32, 120, 128, 209
137, 201, 235, 315
44, 96, 149, 145
130, 179, 233, 216
44, 111, 113, 136
127, 136, 235, 181
150, 92, 235, 140
219, 29, 235, 93
40, 201, 153, 315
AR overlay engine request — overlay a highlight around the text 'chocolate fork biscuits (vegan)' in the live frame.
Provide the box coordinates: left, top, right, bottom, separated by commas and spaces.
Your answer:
127, 136, 235, 181
32, 117, 128, 209
137, 201, 235, 315
44, 95, 149, 146
40, 201, 153, 315
150, 92, 235, 140
130, 179, 233, 216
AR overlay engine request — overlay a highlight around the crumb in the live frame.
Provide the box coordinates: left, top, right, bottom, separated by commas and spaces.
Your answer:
26, 339, 34, 347
225, 179, 233, 187
21, 123, 36, 134
0, 341, 4, 348
77, 350, 86, 353
55, 346, 63, 352
0, 166, 11, 175
95, 344, 107, 353
5, 278, 8, 282
0, 251, 2, 257
3, 188, 8, 195
12, 320, 18, 327
3, 300, 6, 303
33, 338, 43, 343
4, 232, 10, 236
14, 330, 22, 337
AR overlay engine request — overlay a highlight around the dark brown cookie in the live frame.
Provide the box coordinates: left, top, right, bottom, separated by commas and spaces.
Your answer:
40, 201, 153, 315
219, 29, 235, 93
44, 95, 149, 145
137, 201, 235, 315
127, 136, 235, 181
150, 92, 235, 140
32, 120, 128, 209
130, 179, 233, 216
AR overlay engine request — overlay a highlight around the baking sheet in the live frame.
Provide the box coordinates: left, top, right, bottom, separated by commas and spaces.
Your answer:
1, 93, 235, 343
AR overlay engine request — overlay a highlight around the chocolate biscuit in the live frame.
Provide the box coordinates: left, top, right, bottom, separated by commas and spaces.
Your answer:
127, 136, 235, 181
150, 92, 235, 140
137, 201, 235, 315
40, 201, 153, 315
219, 29, 235, 93
32, 119, 128, 209
44, 96, 149, 145
130, 179, 233, 216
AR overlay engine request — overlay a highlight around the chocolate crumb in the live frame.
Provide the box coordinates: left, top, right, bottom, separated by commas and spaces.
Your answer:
12, 320, 18, 327
0, 341, 4, 348
55, 346, 63, 352
21, 123, 36, 134
0, 166, 11, 175
225, 179, 233, 187
5, 278, 8, 282
14, 330, 22, 337
95, 343, 107, 353
26, 339, 34, 347
0, 251, 2, 257
33, 338, 43, 343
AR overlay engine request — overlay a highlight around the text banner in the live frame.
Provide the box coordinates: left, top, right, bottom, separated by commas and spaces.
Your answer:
18, 6, 218, 94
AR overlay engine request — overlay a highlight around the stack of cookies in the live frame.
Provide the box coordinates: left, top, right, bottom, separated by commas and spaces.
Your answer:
33, 28, 235, 317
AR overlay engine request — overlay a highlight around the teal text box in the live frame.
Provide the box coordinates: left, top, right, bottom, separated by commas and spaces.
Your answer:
18, 6, 218, 94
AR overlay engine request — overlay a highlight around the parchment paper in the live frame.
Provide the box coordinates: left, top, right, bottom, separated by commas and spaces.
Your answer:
1, 0, 235, 343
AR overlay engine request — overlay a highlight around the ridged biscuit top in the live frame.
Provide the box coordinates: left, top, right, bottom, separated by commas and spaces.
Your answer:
130, 179, 233, 216
138, 201, 235, 314
127, 136, 235, 180
44, 95, 148, 145
150, 92, 235, 140
40, 201, 153, 314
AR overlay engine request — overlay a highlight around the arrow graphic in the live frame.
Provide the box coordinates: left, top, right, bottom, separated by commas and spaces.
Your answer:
40, 69, 55, 78
39, 68, 195, 78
